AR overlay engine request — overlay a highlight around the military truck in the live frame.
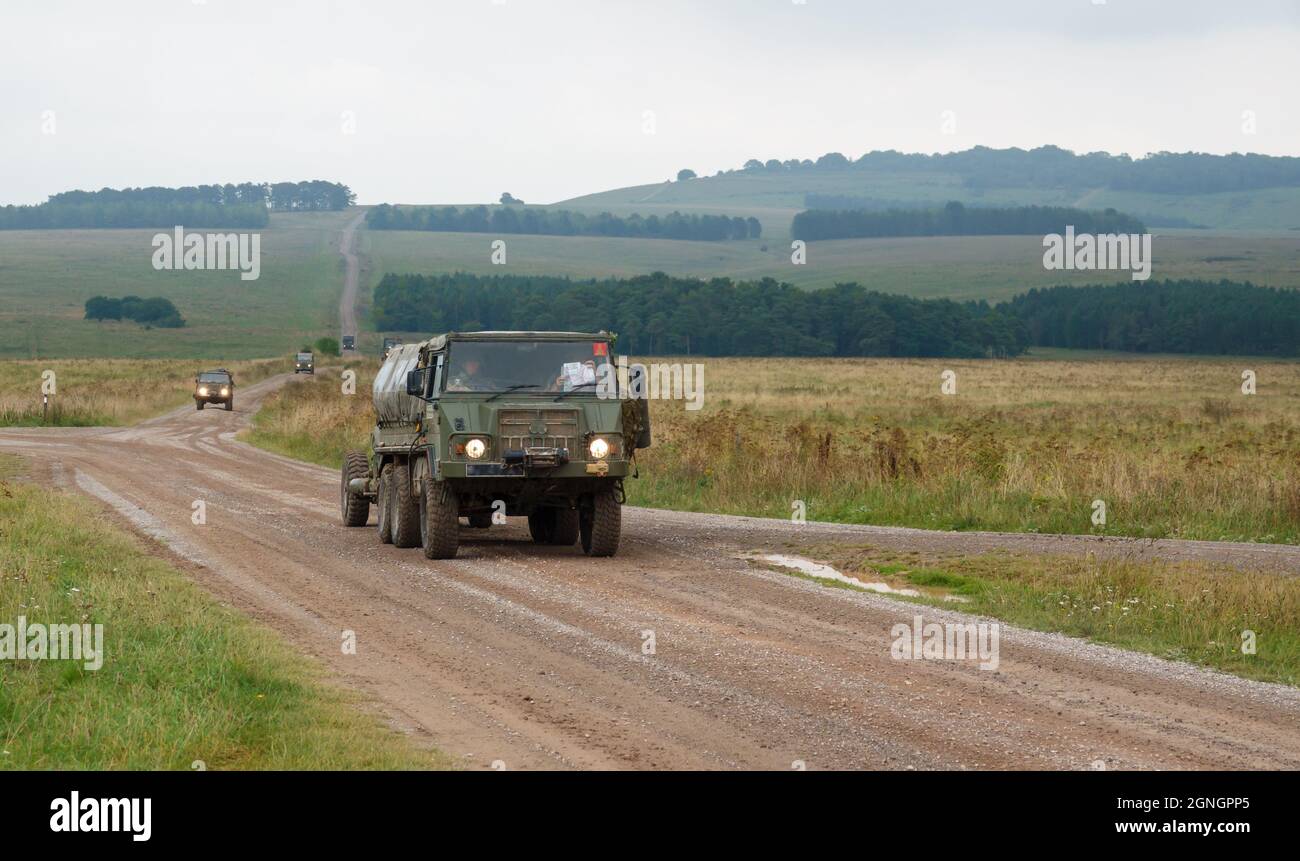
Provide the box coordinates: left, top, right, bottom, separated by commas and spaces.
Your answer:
339, 331, 650, 559
194, 369, 234, 411
294, 351, 315, 374
381, 337, 401, 359
342, 335, 356, 352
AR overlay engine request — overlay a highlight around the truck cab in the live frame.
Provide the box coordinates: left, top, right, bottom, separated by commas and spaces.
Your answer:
340, 331, 650, 559
294, 352, 314, 374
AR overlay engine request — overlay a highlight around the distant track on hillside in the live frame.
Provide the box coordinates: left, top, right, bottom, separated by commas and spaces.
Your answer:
338, 209, 365, 345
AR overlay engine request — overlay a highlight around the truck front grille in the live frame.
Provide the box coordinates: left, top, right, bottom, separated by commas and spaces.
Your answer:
498, 408, 579, 458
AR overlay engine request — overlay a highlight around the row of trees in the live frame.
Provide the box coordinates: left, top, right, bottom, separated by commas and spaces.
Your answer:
791, 201, 1146, 240
371, 272, 1029, 358
730, 146, 1300, 195
373, 273, 1298, 358
84, 295, 186, 328
1, 180, 354, 230
366, 205, 761, 240
1007, 280, 1300, 356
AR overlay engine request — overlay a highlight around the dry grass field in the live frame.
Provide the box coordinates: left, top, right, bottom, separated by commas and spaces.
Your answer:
243, 351, 1300, 545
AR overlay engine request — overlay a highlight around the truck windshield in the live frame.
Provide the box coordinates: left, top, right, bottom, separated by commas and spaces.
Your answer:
197, 373, 230, 383
444, 340, 612, 394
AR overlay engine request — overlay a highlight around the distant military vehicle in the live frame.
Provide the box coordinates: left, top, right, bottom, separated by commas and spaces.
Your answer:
381, 337, 401, 359
194, 369, 234, 411
294, 351, 315, 374
340, 331, 650, 559
342, 335, 356, 352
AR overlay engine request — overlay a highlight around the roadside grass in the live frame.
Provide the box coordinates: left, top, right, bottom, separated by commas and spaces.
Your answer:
242, 361, 377, 468
0, 357, 288, 426
0, 463, 449, 769
784, 541, 1300, 687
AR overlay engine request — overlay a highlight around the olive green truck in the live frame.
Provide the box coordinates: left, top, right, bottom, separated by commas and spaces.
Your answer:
339, 330, 650, 559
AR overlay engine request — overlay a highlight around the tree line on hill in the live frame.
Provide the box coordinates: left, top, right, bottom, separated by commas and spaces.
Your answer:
83, 295, 186, 328
791, 201, 1146, 240
721, 146, 1300, 195
0, 180, 354, 229
365, 204, 761, 240
372, 273, 1300, 359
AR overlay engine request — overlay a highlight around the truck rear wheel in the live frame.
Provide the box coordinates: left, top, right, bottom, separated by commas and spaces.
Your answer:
340, 450, 370, 527
419, 479, 459, 559
375, 464, 393, 544
580, 488, 621, 557
391, 464, 422, 548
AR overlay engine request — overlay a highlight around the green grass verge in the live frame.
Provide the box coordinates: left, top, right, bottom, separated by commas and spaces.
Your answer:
786, 541, 1300, 687
0, 463, 449, 769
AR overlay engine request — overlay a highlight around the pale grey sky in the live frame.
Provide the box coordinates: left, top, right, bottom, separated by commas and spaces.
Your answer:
2, 0, 1297, 206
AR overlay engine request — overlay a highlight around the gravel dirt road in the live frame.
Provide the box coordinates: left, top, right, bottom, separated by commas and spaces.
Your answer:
3, 375, 1299, 771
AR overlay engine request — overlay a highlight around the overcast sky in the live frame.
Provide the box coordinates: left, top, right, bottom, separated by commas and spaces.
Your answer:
2, 0, 1297, 206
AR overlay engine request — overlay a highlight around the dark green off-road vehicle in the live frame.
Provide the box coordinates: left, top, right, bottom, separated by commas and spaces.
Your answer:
194, 369, 234, 411
339, 331, 650, 559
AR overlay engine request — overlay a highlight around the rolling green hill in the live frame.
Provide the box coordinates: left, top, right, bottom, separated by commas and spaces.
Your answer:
0, 210, 354, 359
363, 227, 1300, 302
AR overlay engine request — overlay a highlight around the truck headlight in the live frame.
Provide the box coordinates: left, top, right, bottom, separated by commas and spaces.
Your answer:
198, 386, 209, 396
464, 438, 487, 460
589, 437, 610, 459
220, 387, 230, 396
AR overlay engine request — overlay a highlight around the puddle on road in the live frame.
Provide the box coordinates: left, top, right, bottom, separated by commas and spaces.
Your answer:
747, 553, 922, 597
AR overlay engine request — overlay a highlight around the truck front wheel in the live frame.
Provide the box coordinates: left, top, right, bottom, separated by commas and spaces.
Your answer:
340, 450, 370, 527
580, 488, 621, 557
419, 480, 459, 559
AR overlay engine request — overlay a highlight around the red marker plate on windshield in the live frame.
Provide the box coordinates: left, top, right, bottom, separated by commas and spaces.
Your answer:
593, 342, 608, 356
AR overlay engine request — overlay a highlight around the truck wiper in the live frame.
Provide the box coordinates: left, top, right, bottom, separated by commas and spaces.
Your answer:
553, 382, 598, 401
486, 384, 541, 402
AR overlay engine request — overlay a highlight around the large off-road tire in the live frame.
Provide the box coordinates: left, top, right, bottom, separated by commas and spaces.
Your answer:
580, 488, 621, 557
419, 479, 459, 559
375, 464, 393, 544
391, 463, 422, 548
528, 507, 580, 545
551, 508, 580, 545
196, 401, 204, 411
527, 508, 553, 543
340, 450, 370, 527
225, 399, 233, 411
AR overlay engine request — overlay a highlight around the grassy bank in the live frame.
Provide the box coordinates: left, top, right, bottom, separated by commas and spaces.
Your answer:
0, 457, 448, 769
785, 541, 1300, 687
242, 362, 376, 467
240, 354, 1300, 544
0, 357, 287, 426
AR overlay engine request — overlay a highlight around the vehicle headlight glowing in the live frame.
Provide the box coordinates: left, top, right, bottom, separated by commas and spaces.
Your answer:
464, 438, 487, 460
198, 386, 209, 396
589, 437, 610, 459
220, 387, 230, 396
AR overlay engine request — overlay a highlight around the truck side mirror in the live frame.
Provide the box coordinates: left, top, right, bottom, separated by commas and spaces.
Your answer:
627, 364, 652, 449
405, 368, 426, 397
